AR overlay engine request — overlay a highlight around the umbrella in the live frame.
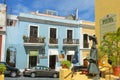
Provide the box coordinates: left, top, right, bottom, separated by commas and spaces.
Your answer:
72, 51, 78, 64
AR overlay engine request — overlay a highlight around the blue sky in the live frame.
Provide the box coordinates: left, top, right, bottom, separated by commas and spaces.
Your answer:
0, 0, 95, 21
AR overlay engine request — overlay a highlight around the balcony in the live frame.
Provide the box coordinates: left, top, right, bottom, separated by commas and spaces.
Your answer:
83, 43, 89, 48
63, 38, 79, 44
23, 36, 45, 46
49, 38, 58, 44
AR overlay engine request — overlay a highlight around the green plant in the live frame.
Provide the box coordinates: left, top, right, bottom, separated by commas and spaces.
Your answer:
23, 35, 28, 42
99, 27, 120, 66
0, 64, 6, 74
61, 60, 71, 69
39, 36, 45, 43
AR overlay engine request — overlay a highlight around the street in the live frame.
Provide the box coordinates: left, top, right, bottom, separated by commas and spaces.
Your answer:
5, 77, 59, 80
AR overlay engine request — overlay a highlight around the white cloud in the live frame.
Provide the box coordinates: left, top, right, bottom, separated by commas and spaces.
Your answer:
10, 0, 95, 21
12, 4, 30, 14
55, 0, 94, 19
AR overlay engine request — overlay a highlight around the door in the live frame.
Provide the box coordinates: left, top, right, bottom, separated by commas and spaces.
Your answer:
67, 30, 72, 39
29, 26, 38, 42
29, 50, 38, 68
30, 26, 38, 37
49, 55, 56, 69
67, 30, 73, 43
50, 28, 56, 39
67, 55, 72, 62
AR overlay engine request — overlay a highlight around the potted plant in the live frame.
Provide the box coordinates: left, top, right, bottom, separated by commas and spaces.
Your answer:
23, 35, 28, 42
0, 64, 6, 80
61, 60, 71, 69
99, 27, 120, 76
39, 36, 45, 43
0, 64, 6, 74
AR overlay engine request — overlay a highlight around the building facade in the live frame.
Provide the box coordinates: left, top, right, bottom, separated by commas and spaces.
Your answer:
80, 20, 95, 65
0, 4, 6, 61
4, 10, 95, 71
95, 0, 120, 45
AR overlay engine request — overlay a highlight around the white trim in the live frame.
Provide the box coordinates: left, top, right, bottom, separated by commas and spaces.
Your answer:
49, 49, 59, 55
1, 35, 5, 61
67, 51, 75, 55
27, 51, 29, 68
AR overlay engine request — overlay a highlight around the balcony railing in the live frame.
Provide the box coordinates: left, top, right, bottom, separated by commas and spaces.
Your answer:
63, 38, 79, 44
49, 38, 58, 44
83, 43, 89, 48
23, 37, 45, 43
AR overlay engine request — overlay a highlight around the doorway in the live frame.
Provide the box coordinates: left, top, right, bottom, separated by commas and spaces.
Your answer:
29, 56, 37, 68
29, 50, 38, 68
67, 55, 73, 62
49, 55, 56, 69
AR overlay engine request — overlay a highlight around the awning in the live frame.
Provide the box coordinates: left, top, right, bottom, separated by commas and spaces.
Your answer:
30, 50, 38, 56
67, 51, 75, 55
49, 49, 59, 55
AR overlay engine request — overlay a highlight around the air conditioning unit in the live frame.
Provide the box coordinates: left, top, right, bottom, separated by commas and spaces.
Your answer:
45, 10, 58, 16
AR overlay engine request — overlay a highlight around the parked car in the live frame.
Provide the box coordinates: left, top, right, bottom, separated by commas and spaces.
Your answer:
0, 62, 21, 77
23, 65, 59, 78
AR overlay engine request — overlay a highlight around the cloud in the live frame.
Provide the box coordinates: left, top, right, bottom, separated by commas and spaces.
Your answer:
7, 0, 94, 21
55, 0, 94, 21
12, 3, 30, 14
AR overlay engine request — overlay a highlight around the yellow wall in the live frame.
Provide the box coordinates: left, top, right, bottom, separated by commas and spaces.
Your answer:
82, 28, 95, 48
82, 50, 90, 59
81, 24, 95, 59
82, 28, 95, 35
95, 0, 120, 45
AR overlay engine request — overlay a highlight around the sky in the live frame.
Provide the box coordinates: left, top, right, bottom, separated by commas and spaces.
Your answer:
0, 0, 95, 21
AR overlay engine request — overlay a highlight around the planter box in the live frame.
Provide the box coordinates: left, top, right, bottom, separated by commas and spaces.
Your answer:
59, 69, 72, 80
105, 75, 119, 80
0, 74, 4, 80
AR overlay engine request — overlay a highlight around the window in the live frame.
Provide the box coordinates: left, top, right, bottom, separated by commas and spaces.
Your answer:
30, 26, 38, 38
67, 30, 72, 39
83, 34, 89, 48
7, 19, 17, 26
50, 28, 56, 38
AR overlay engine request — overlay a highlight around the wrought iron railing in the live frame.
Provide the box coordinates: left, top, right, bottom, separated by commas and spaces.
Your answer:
23, 37, 45, 43
63, 38, 79, 44
49, 38, 58, 44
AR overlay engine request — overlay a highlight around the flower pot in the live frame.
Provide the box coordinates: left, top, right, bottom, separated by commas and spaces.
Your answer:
62, 64, 68, 69
113, 66, 120, 76
0, 74, 4, 80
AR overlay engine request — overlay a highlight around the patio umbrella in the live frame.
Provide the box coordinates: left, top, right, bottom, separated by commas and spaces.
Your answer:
72, 51, 78, 64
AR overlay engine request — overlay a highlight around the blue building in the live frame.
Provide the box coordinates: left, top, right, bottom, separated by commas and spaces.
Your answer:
5, 10, 94, 71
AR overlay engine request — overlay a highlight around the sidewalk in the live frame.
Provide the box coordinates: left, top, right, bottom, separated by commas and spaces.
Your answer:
71, 72, 105, 80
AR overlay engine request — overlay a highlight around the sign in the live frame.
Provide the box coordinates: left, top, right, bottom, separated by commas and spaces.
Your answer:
100, 14, 117, 41
30, 50, 38, 56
